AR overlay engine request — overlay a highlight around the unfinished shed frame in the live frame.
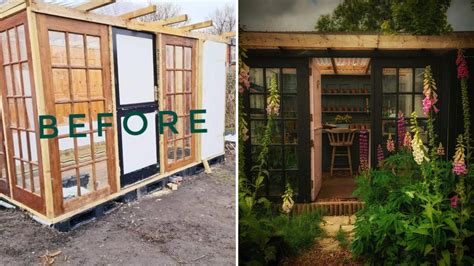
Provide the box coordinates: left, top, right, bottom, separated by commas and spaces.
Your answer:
0, 0, 234, 226
240, 31, 474, 208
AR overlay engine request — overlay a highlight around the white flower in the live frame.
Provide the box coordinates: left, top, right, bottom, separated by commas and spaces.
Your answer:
411, 133, 429, 165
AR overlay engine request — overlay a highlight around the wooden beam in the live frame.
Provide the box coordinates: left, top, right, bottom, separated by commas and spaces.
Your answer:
153, 14, 188, 26
29, 2, 229, 43
203, 160, 212, 174
221, 31, 236, 38
365, 58, 372, 74
0, 1, 26, 19
75, 0, 115, 12
330, 57, 337, 75
179, 20, 213, 32
120, 5, 156, 20
240, 32, 474, 50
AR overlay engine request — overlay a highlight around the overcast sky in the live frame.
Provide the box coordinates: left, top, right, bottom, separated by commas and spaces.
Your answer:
239, 0, 474, 32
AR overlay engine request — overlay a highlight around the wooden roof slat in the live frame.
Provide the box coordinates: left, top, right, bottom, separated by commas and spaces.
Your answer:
221, 32, 236, 38
241, 32, 474, 50
0, 1, 26, 18
75, 0, 115, 12
120, 5, 156, 20
179, 20, 213, 32
330, 57, 337, 74
153, 14, 188, 26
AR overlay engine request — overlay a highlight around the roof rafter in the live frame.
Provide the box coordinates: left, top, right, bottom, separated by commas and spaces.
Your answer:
153, 14, 188, 26
365, 58, 372, 74
120, 5, 156, 20
330, 57, 337, 75
179, 20, 213, 32
75, 0, 115, 12
221, 32, 236, 38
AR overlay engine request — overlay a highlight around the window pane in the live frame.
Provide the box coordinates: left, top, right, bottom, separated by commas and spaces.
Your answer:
93, 131, 107, 160
175, 94, 183, 115
184, 47, 191, 70
250, 94, 264, 110
415, 68, 424, 93
185, 94, 191, 115
184, 138, 191, 158
86, 36, 101, 67
175, 71, 183, 92
175, 139, 183, 160
175, 46, 183, 69
382, 119, 396, 142
249, 68, 264, 93
8, 99, 17, 127
282, 95, 297, 118
71, 69, 87, 100
250, 120, 265, 145
13, 64, 22, 95
95, 160, 108, 190
185, 71, 191, 92
48, 31, 67, 65
266, 68, 280, 92
1, 31, 9, 64
52, 68, 69, 102
17, 25, 27, 61
25, 98, 35, 130
28, 132, 37, 161
17, 98, 26, 128
77, 164, 93, 195
55, 104, 71, 129
8, 28, 18, 63
167, 142, 174, 164
270, 120, 282, 144
58, 137, 74, 168
166, 71, 174, 93
268, 146, 282, 170
69, 33, 85, 66
89, 69, 103, 98
399, 68, 413, 92
21, 63, 31, 96
32, 164, 40, 195
284, 120, 298, 144
20, 131, 28, 160
398, 94, 412, 116
414, 94, 426, 118
91, 101, 105, 130
73, 102, 90, 132
382, 68, 396, 93
166, 45, 174, 69
62, 168, 78, 200
382, 95, 397, 119
77, 135, 92, 164
282, 68, 297, 93
4, 66, 13, 96
285, 146, 298, 170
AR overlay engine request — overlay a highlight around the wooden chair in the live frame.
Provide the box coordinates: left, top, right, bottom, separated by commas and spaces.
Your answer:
327, 128, 356, 177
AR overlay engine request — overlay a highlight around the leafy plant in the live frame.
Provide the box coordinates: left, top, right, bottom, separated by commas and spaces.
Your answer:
336, 227, 349, 249
334, 114, 352, 124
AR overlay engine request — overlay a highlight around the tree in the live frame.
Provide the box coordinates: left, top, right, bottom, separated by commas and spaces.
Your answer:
315, 0, 452, 35
207, 4, 236, 35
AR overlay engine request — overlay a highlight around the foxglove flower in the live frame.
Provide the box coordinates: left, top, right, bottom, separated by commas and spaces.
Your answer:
397, 112, 406, 148
450, 195, 459, 208
411, 133, 429, 165
359, 130, 369, 172
453, 135, 467, 175
456, 50, 469, 79
436, 142, 445, 156
238, 70, 250, 93
266, 102, 280, 116
377, 144, 384, 166
403, 132, 412, 150
386, 135, 395, 153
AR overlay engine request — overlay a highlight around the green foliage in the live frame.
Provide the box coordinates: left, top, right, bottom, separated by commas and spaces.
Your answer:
315, 0, 452, 35
273, 211, 323, 257
336, 227, 349, 249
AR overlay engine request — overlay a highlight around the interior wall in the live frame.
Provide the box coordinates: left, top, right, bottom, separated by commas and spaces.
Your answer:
201, 41, 226, 159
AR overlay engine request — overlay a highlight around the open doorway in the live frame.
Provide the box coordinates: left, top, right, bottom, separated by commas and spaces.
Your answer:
310, 57, 372, 201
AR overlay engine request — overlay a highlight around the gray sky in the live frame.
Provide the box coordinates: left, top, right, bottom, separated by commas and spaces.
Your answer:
239, 0, 474, 32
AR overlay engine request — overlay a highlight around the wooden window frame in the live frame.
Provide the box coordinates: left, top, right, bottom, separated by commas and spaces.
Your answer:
37, 14, 116, 215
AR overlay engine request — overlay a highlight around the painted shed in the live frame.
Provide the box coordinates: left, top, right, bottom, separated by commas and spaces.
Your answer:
240, 31, 474, 214
0, 0, 233, 229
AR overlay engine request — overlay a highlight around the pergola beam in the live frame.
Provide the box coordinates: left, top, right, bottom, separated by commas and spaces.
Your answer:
75, 0, 115, 12
153, 14, 188, 26
120, 5, 156, 20
330, 57, 337, 75
221, 32, 236, 38
365, 58, 372, 74
179, 20, 213, 32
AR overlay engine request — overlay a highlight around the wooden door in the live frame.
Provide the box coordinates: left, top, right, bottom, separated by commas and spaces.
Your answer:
161, 35, 196, 171
310, 59, 322, 201
0, 110, 9, 196
113, 28, 160, 187
0, 12, 45, 213
37, 15, 116, 214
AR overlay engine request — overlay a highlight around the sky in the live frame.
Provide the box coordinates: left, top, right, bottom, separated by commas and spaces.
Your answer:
239, 0, 474, 32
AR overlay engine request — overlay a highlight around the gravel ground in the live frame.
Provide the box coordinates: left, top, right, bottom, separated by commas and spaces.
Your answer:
0, 154, 236, 265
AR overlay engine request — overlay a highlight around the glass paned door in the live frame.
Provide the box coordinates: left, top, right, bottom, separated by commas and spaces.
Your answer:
38, 15, 116, 214
161, 35, 196, 171
0, 12, 45, 213
245, 59, 310, 202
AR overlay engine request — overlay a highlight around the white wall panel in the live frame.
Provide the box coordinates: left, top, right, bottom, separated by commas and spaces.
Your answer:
116, 34, 155, 105
201, 41, 226, 159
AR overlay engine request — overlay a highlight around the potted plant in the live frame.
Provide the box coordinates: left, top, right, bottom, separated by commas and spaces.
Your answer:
334, 114, 352, 128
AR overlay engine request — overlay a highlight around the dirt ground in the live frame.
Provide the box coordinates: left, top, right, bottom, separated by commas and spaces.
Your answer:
0, 154, 236, 265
